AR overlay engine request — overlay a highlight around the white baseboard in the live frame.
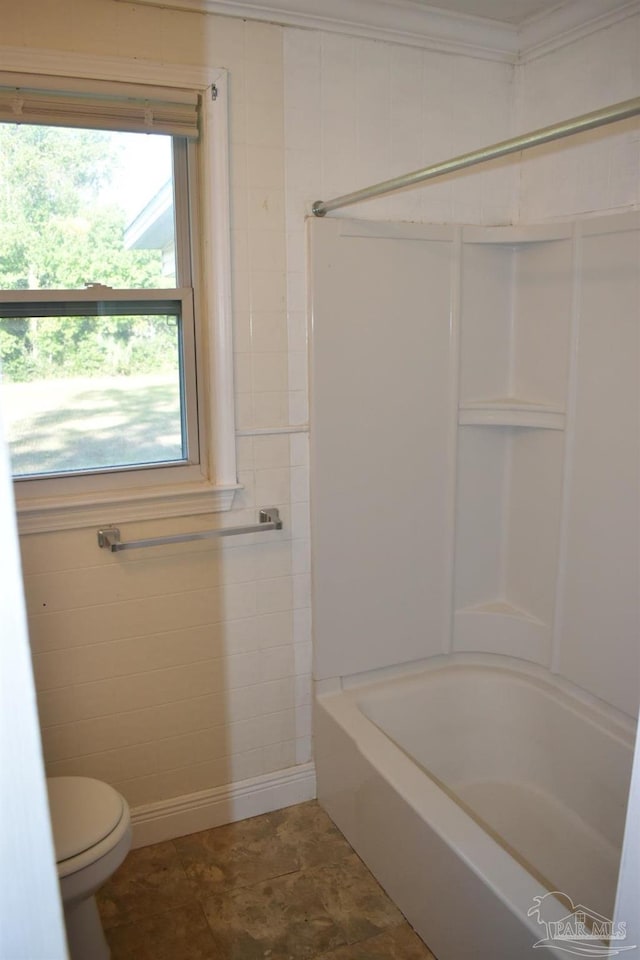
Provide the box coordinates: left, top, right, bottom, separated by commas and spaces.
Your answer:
129, 762, 316, 848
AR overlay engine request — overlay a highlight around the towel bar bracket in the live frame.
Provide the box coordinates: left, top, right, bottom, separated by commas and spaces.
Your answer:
97, 507, 283, 553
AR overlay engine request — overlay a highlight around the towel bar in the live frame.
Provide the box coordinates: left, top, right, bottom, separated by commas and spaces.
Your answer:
97, 507, 283, 552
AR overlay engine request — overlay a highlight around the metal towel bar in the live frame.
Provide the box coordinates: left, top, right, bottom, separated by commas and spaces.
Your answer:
97, 507, 283, 552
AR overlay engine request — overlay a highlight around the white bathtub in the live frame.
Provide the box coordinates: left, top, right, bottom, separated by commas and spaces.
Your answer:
315, 655, 636, 960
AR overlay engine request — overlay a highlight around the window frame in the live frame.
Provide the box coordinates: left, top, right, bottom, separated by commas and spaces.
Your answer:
0, 56, 238, 533
1, 286, 200, 490
1, 132, 201, 490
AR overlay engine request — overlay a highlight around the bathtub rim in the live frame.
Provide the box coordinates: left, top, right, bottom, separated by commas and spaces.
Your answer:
318, 652, 637, 745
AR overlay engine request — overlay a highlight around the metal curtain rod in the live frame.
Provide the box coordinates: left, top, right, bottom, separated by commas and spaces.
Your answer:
312, 96, 640, 218
97, 507, 283, 552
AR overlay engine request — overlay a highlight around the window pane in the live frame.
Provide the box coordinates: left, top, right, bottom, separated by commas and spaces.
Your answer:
0, 309, 186, 477
0, 125, 176, 290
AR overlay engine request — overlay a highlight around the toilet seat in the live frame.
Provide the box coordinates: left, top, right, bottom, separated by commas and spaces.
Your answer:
47, 776, 128, 878
46, 776, 132, 960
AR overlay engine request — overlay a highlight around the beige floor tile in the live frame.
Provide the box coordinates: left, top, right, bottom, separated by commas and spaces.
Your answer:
268, 800, 353, 869
172, 800, 349, 897
106, 902, 218, 960
315, 922, 437, 959
173, 809, 300, 895
200, 848, 408, 960
98, 840, 197, 928
97, 802, 439, 960
202, 869, 347, 960
311, 852, 405, 944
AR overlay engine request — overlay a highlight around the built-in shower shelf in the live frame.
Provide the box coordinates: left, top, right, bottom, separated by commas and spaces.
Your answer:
458, 399, 565, 429
453, 600, 550, 662
456, 600, 544, 621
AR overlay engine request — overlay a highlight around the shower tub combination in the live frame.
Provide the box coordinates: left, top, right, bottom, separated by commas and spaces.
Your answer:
315, 655, 636, 960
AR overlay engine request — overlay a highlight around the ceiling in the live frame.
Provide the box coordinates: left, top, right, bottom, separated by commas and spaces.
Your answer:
411, 0, 564, 25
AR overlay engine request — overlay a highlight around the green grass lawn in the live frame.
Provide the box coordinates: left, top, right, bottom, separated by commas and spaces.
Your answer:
2, 372, 183, 476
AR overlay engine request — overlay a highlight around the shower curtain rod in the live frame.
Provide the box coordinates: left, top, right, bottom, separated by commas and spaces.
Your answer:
312, 96, 640, 218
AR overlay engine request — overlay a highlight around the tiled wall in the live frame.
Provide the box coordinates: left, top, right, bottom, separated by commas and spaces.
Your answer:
7, 0, 638, 816
24, 517, 310, 807
517, 12, 640, 221
284, 29, 517, 228
11, 1, 516, 816
7, 0, 312, 812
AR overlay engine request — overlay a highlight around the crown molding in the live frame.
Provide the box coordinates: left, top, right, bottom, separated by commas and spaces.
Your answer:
519, 0, 640, 62
114, 0, 638, 62
115, 0, 519, 61
5, 0, 636, 71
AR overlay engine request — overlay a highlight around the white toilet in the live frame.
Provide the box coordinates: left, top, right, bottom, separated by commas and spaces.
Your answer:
47, 776, 132, 960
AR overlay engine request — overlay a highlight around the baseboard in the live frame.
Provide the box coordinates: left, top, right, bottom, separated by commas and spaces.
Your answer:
129, 762, 316, 848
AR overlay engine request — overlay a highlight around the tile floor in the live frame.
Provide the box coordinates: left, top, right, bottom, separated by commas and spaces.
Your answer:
97, 800, 437, 960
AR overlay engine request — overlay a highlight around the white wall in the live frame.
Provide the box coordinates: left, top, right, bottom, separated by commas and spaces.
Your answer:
290, 13, 639, 707
309, 220, 458, 680
517, 11, 640, 221
4, 0, 638, 827
309, 214, 639, 718
284, 29, 516, 227
554, 214, 639, 717
4, 0, 313, 823
283, 25, 517, 456
8, 0, 517, 823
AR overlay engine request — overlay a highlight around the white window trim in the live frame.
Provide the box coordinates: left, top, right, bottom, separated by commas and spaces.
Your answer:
0, 48, 239, 534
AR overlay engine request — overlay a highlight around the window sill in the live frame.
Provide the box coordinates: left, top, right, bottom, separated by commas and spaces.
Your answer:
15, 481, 241, 535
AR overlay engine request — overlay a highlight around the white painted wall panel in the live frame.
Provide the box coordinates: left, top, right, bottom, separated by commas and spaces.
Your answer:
557, 216, 640, 716
519, 12, 640, 221
4, 3, 310, 817
284, 27, 517, 229
5, 0, 638, 827
309, 219, 456, 679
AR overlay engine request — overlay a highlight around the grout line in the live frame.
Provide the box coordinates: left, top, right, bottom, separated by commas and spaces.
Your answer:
32, 608, 294, 658
39, 673, 301, 723
38, 660, 300, 702
29, 571, 297, 636
40, 662, 305, 726
46, 720, 302, 767
107, 741, 301, 791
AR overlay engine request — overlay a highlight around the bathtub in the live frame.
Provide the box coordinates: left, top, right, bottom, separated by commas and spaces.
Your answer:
314, 655, 636, 960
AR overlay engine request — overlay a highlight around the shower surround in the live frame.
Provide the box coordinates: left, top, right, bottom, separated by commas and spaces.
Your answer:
309, 211, 639, 958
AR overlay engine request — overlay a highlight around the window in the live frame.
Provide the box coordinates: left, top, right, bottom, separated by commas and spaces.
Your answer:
0, 68, 238, 528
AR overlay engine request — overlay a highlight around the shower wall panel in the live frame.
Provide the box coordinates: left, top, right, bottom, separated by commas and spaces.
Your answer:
310, 212, 639, 718
556, 214, 640, 716
308, 219, 457, 680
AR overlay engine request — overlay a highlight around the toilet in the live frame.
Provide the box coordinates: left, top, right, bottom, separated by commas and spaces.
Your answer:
47, 776, 132, 960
